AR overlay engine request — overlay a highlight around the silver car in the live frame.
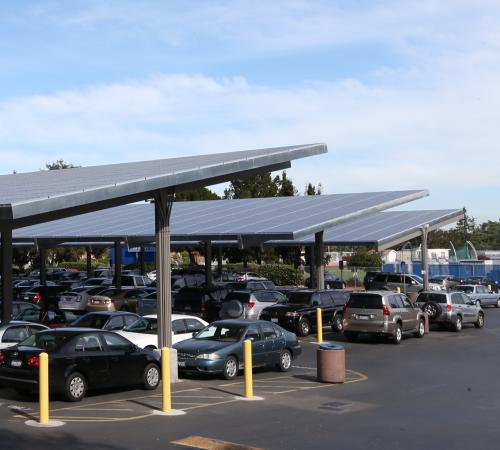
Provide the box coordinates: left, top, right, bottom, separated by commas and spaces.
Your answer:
453, 285, 500, 308
416, 291, 485, 331
219, 290, 288, 320
58, 286, 109, 312
343, 291, 425, 344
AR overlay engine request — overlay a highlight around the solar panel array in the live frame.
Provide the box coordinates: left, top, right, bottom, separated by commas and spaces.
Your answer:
13, 190, 430, 242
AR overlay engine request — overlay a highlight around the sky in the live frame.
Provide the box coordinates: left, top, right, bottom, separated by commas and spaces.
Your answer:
0, 0, 499, 223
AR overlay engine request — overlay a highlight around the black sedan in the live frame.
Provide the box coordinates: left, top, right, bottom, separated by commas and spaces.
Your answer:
70, 311, 141, 330
0, 329, 161, 401
173, 320, 302, 380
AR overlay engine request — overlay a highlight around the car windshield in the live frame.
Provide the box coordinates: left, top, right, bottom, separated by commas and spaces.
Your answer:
454, 286, 474, 293
411, 275, 424, 283
18, 333, 71, 352
124, 318, 157, 334
287, 292, 313, 305
347, 294, 383, 309
194, 324, 245, 342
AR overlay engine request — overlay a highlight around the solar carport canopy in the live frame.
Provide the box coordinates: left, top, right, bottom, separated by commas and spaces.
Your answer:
13, 190, 430, 243
0, 143, 326, 228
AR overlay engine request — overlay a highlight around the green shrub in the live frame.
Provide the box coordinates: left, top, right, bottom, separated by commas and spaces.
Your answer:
226, 263, 303, 286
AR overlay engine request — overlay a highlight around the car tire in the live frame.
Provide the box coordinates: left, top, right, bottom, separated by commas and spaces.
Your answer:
344, 331, 358, 342
297, 318, 311, 337
64, 372, 87, 402
414, 319, 425, 338
220, 300, 244, 319
223, 356, 239, 380
144, 345, 157, 350
277, 349, 292, 372
474, 312, 485, 329
392, 324, 402, 344
496, 299, 500, 308
331, 314, 344, 333
453, 315, 463, 332
423, 301, 442, 319
143, 363, 160, 390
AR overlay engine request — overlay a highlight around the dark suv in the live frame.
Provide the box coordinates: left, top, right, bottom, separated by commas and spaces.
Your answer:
173, 287, 229, 322
260, 289, 350, 337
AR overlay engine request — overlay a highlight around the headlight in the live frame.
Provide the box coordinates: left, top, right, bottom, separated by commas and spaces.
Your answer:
285, 312, 300, 318
196, 353, 221, 360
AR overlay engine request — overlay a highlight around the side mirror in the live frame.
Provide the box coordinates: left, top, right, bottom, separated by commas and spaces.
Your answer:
192, 331, 197, 337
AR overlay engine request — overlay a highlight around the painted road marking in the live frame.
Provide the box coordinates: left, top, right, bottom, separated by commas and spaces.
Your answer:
172, 435, 264, 450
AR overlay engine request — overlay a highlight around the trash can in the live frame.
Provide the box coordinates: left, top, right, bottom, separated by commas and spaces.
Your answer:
317, 343, 345, 383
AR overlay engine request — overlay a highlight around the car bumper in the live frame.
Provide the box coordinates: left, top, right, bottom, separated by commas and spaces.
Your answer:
343, 319, 395, 335
177, 358, 226, 374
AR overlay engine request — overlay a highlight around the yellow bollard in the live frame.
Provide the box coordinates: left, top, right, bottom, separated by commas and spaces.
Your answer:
39, 352, 49, 425
244, 339, 253, 398
161, 347, 171, 412
396, 287, 401, 293
316, 308, 323, 344
488, 284, 492, 291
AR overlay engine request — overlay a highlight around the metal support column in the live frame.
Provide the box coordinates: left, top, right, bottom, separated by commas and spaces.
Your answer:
155, 189, 174, 349
139, 245, 145, 275
422, 225, 429, 291
309, 245, 316, 288
86, 246, 92, 277
314, 231, 325, 290
204, 241, 213, 287
217, 248, 223, 278
1, 229, 13, 323
114, 241, 122, 290
39, 246, 46, 285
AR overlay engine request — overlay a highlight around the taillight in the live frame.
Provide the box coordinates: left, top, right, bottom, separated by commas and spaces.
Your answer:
0, 352, 6, 365
383, 305, 390, 316
33, 293, 41, 303
87, 297, 94, 305
27, 356, 40, 367
446, 304, 452, 312
246, 302, 255, 310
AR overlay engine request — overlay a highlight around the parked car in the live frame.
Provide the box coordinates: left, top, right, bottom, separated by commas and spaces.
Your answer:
0, 321, 49, 349
453, 284, 500, 307
18, 284, 67, 309
83, 277, 113, 287
0, 329, 161, 401
14, 308, 78, 328
112, 274, 152, 288
428, 275, 462, 291
137, 291, 157, 316
173, 287, 229, 322
464, 276, 499, 293
86, 287, 156, 313
363, 271, 380, 290
70, 311, 141, 331
305, 272, 346, 289
219, 290, 288, 320
174, 319, 302, 379
58, 286, 110, 312
343, 291, 426, 344
236, 272, 266, 281
260, 289, 349, 336
116, 314, 208, 349
370, 272, 442, 293
416, 291, 485, 331
0, 301, 41, 322
224, 280, 276, 291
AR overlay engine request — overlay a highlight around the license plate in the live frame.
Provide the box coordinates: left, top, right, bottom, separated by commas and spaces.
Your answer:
271, 318, 279, 323
23, 296, 29, 300
358, 315, 370, 320
10, 360, 22, 367
178, 361, 186, 367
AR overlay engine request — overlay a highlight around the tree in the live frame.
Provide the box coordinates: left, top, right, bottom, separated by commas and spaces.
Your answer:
276, 171, 297, 196
45, 159, 78, 170
174, 188, 220, 202
305, 182, 322, 195
224, 173, 278, 199
347, 248, 382, 268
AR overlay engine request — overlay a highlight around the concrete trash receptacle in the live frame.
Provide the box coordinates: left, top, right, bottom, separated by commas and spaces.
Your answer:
317, 343, 345, 383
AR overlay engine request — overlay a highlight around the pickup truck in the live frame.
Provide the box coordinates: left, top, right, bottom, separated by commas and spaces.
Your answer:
259, 289, 351, 336
453, 284, 500, 307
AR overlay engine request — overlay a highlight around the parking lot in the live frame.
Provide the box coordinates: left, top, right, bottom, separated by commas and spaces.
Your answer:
1, 307, 500, 450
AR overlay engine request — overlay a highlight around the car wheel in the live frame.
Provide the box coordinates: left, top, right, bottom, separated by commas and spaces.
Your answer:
297, 318, 311, 337
143, 363, 160, 390
475, 300, 481, 307
344, 331, 358, 342
64, 372, 87, 402
454, 315, 463, 332
220, 300, 244, 319
278, 349, 292, 372
392, 324, 402, 344
331, 314, 343, 333
496, 299, 500, 308
223, 356, 239, 380
414, 319, 425, 338
423, 301, 441, 319
474, 312, 485, 329
144, 345, 157, 351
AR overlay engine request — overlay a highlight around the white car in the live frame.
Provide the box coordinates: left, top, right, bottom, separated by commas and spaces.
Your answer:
147, 270, 156, 281
0, 321, 49, 349
116, 314, 208, 349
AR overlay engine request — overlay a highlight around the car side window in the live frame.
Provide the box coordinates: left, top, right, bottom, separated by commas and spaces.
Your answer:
460, 293, 471, 304
102, 333, 133, 351
245, 324, 261, 341
400, 295, 412, 308
477, 286, 486, 294
185, 318, 205, 332
387, 274, 401, 283
2, 326, 29, 343
74, 333, 103, 352
104, 316, 124, 330
388, 295, 400, 309
320, 293, 333, 306
451, 293, 464, 305
311, 293, 321, 306
172, 319, 187, 334
124, 315, 138, 327
260, 323, 278, 340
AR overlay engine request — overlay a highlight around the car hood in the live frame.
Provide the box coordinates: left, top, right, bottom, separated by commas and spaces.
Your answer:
173, 339, 234, 354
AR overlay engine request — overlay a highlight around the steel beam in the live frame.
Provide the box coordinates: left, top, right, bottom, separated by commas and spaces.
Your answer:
86, 246, 92, 277
114, 240, 122, 290
422, 225, 429, 290
39, 246, 46, 285
139, 245, 145, 275
309, 245, 316, 289
217, 247, 223, 278
1, 229, 13, 323
204, 241, 213, 287
314, 231, 325, 290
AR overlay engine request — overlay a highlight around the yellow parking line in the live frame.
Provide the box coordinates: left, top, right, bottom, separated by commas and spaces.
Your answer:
181, 399, 240, 411
172, 435, 264, 450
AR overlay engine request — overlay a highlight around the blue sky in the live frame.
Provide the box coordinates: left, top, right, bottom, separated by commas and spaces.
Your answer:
0, 0, 499, 222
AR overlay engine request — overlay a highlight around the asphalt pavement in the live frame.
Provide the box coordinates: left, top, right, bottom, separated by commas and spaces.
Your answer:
1, 309, 500, 450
